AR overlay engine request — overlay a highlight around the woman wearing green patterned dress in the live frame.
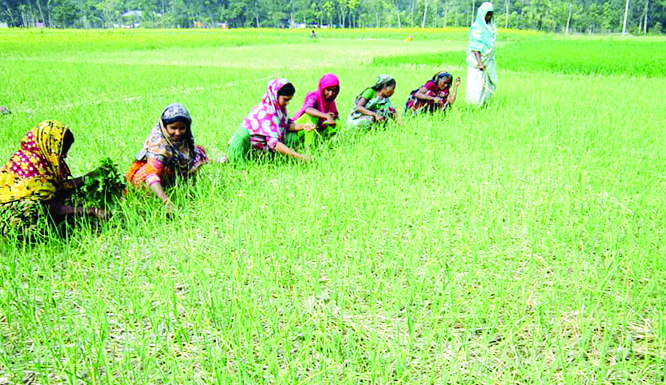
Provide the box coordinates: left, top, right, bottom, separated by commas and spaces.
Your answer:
347, 75, 402, 130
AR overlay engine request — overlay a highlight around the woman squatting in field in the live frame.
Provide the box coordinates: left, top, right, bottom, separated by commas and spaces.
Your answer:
347, 75, 403, 130
466, 2, 498, 106
126, 103, 210, 214
227, 78, 315, 163
404, 71, 461, 114
0, 120, 107, 237
290, 74, 341, 149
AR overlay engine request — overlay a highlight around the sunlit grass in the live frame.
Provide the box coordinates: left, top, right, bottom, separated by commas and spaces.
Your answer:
372, 36, 666, 77
0, 29, 665, 384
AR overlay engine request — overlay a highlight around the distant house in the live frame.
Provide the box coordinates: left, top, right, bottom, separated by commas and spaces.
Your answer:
0, 22, 8, 28
119, 10, 163, 28
121, 10, 142, 28
121, 10, 142, 18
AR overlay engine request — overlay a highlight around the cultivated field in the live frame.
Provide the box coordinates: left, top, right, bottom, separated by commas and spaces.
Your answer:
0, 28, 665, 384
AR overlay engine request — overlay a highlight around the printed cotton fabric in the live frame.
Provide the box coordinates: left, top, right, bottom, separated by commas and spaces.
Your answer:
240, 78, 293, 152
0, 120, 73, 236
127, 103, 208, 188
0, 120, 72, 204
405, 78, 451, 113
347, 75, 396, 130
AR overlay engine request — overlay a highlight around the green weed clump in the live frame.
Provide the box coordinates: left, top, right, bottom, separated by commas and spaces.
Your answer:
70, 157, 126, 208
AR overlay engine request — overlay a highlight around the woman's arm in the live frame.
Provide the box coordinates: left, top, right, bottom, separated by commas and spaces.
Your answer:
415, 87, 442, 103
304, 107, 334, 122
140, 157, 173, 213
447, 78, 461, 104
67, 176, 85, 189
392, 112, 404, 126
287, 122, 317, 132
473, 51, 485, 71
355, 98, 384, 122
46, 201, 106, 219
305, 108, 337, 125
149, 181, 175, 213
274, 142, 311, 162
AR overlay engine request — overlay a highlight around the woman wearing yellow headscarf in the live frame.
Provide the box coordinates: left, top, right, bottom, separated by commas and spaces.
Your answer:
0, 120, 106, 237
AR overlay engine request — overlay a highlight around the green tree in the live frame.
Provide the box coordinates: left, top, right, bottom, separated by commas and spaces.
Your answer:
50, 0, 80, 25
321, 0, 334, 25
96, 0, 122, 27
347, 0, 359, 26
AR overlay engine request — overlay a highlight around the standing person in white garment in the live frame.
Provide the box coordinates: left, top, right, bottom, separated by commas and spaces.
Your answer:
466, 2, 498, 106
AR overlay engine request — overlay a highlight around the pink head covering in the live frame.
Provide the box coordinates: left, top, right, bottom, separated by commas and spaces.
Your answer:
242, 78, 291, 147
292, 74, 340, 122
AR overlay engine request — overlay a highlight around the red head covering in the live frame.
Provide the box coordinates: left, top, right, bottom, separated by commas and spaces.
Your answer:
292, 74, 339, 123
316, 73, 339, 115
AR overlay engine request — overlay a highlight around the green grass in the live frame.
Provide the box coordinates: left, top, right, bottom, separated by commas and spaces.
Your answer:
372, 36, 666, 77
1, 29, 665, 384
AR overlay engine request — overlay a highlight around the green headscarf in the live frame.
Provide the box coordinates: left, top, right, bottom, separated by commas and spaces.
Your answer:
467, 2, 496, 59
353, 74, 395, 102
372, 74, 395, 91
348, 74, 396, 126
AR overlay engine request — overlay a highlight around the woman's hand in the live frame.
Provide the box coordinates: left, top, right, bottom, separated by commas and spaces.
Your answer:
372, 113, 385, 122
473, 51, 485, 71
164, 200, 175, 216
325, 113, 337, 126
434, 96, 444, 104
454, 77, 461, 86
149, 181, 174, 216
189, 158, 211, 174
87, 207, 109, 220
86, 165, 104, 176
274, 142, 311, 163
297, 123, 316, 132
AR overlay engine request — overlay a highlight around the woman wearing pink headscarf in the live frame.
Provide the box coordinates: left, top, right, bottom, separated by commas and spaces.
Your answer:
290, 74, 340, 148
227, 78, 315, 163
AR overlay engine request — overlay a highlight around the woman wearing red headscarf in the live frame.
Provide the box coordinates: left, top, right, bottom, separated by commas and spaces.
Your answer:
290, 74, 340, 148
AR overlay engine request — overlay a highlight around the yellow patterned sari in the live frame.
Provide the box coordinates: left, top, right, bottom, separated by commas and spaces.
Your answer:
0, 120, 73, 236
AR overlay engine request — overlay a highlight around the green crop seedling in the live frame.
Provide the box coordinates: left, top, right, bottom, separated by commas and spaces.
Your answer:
0, 29, 665, 384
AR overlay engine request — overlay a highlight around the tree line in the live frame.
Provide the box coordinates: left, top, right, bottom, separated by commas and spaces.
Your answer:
1, 0, 664, 34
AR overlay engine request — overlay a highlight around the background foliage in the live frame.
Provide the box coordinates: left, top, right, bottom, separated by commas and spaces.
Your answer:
1, 0, 665, 33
